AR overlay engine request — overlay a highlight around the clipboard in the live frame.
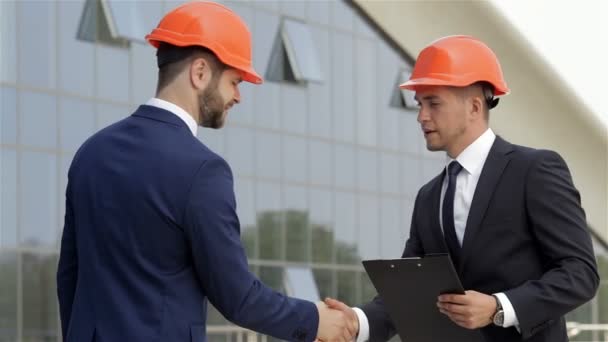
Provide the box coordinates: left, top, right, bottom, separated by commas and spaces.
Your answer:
362, 254, 484, 342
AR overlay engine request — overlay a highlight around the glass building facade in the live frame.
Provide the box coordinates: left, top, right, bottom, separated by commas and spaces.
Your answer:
0, 0, 605, 341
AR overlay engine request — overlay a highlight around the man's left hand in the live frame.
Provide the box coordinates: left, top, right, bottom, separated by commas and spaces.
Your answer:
437, 290, 496, 329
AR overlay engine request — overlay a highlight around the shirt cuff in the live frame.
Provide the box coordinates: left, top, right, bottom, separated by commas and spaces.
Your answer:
494, 292, 520, 331
352, 307, 369, 342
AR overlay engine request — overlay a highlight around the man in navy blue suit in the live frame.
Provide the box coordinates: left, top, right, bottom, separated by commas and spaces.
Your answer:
56, 2, 356, 342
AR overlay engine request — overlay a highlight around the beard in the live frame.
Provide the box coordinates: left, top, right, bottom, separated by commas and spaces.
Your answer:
198, 75, 227, 129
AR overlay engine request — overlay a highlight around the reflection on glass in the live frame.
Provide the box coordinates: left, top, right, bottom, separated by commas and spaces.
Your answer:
206, 303, 228, 326
284, 186, 308, 262
285, 209, 309, 262
235, 179, 256, 259
0, 253, 17, 341
334, 191, 359, 265
313, 269, 335, 299
20, 152, 58, 247
360, 272, 377, 304
337, 271, 357, 306
255, 183, 283, 261
358, 195, 380, 260
1, 149, 17, 247
310, 189, 333, 263
22, 253, 58, 342
258, 266, 283, 292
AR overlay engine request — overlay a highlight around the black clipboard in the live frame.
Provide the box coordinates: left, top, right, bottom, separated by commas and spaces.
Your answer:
362, 254, 484, 342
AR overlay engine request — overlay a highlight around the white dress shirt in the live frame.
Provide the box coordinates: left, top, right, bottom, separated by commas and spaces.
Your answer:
353, 129, 519, 342
145, 98, 198, 137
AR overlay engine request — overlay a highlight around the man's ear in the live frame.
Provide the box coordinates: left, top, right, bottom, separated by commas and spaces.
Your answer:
190, 57, 212, 90
468, 95, 484, 122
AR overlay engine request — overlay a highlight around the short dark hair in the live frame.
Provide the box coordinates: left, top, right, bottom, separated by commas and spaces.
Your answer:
156, 43, 226, 91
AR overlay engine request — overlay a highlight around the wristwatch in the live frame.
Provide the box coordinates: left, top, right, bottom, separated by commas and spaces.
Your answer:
492, 295, 505, 327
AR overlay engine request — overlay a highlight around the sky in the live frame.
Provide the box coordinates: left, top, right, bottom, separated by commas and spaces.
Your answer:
491, 0, 608, 133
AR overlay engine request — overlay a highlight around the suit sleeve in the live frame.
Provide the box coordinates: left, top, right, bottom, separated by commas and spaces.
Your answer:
505, 150, 599, 339
57, 180, 78, 341
183, 157, 319, 342
360, 190, 425, 342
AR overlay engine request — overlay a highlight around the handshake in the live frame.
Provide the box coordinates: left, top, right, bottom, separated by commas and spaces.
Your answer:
315, 298, 359, 342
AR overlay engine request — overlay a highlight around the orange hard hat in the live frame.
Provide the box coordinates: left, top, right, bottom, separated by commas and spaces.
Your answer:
400, 35, 509, 96
145, 1, 262, 84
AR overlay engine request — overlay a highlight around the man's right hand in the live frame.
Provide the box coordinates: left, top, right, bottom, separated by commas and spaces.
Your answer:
316, 301, 358, 342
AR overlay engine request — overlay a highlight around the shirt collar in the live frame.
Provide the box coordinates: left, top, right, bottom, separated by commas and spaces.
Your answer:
145, 98, 198, 136
446, 128, 496, 177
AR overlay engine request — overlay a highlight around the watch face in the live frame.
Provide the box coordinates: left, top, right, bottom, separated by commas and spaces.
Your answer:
493, 311, 505, 326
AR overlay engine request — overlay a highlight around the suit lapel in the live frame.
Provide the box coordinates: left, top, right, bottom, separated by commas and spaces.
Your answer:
427, 173, 448, 252
459, 136, 513, 272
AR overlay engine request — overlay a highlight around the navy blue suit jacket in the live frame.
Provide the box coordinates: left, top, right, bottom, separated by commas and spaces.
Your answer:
57, 105, 318, 342
361, 137, 599, 342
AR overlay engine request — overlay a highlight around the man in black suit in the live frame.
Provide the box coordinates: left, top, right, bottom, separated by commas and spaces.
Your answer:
326, 35, 599, 342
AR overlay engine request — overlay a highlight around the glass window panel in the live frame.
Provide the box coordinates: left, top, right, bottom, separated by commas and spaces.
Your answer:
1, 149, 17, 247
309, 140, 332, 186
60, 97, 95, 152
331, 32, 355, 143
18, 1, 56, 89
0, 1, 17, 83
96, 103, 128, 130
337, 271, 358, 306
422, 158, 444, 184
307, 26, 331, 139
358, 195, 379, 260
359, 271, 378, 303
20, 91, 57, 149
227, 82, 254, 125
131, 43, 158, 105
58, 0, 95, 97
20, 152, 58, 247
402, 155, 423, 197
334, 144, 355, 189
235, 178, 256, 259
281, 86, 307, 135
401, 112, 422, 155
310, 189, 333, 264
280, 1, 306, 20
258, 266, 283, 292
96, 45, 129, 103
255, 131, 281, 180
256, 182, 283, 261
283, 135, 307, 183
284, 186, 309, 262
307, 0, 329, 25
206, 303, 228, 326
253, 11, 279, 77
357, 149, 378, 192
59, 153, 75, 239
198, 127, 225, 156
355, 38, 377, 147
354, 10, 377, 40
380, 198, 403, 259
282, 19, 323, 82
401, 200, 415, 247
331, 1, 354, 32
104, 0, 160, 44
380, 153, 399, 195
224, 126, 254, 177
334, 191, 359, 264
0, 252, 17, 341
379, 109, 400, 151
284, 267, 320, 302
1, 87, 17, 144
313, 268, 335, 299
22, 253, 59, 342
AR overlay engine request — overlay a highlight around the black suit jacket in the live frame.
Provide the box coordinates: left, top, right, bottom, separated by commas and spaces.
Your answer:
362, 136, 599, 342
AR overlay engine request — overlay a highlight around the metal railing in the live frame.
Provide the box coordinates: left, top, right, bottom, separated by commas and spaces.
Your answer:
567, 322, 608, 342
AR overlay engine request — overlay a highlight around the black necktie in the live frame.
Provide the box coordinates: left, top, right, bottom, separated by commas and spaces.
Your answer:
443, 161, 463, 268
